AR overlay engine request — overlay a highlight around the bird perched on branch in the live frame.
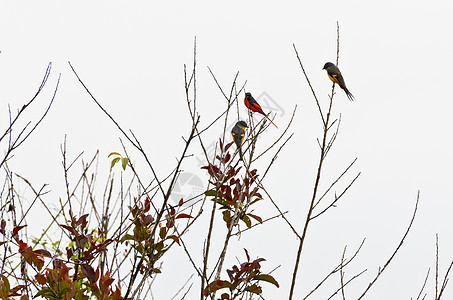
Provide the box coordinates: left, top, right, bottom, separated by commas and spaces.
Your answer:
323, 62, 354, 101
231, 121, 248, 161
244, 92, 278, 128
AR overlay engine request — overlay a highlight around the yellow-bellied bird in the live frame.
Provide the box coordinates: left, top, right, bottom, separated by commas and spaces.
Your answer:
231, 121, 248, 161
323, 62, 354, 101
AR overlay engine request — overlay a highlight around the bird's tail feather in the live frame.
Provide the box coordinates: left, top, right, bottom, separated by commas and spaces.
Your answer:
265, 115, 278, 128
239, 149, 244, 161
344, 88, 355, 101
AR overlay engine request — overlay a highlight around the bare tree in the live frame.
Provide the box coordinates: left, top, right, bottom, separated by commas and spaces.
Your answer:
289, 22, 360, 299
0, 31, 449, 300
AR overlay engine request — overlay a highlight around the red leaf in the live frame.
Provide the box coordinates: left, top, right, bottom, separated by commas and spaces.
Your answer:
244, 248, 250, 262
19, 242, 44, 270
60, 224, 77, 235
12, 225, 27, 237
100, 271, 114, 291
18, 241, 28, 252
144, 197, 151, 213
222, 152, 231, 164
95, 267, 100, 282
225, 141, 234, 151
175, 213, 193, 220
102, 277, 114, 290
166, 216, 174, 228
34, 249, 51, 258
10, 284, 26, 296
66, 247, 73, 259
141, 215, 154, 226
219, 138, 223, 151
0, 219, 6, 235
81, 263, 96, 284
178, 198, 184, 206
35, 273, 46, 285
77, 214, 89, 229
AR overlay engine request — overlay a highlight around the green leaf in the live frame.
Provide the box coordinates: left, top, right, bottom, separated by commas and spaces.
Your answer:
166, 235, 180, 245
203, 280, 232, 296
248, 213, 263, 223
108, 152, 121, 157
159, 227, 167, 240
120, 234, 135, 243
121, 157, 129, 170
1, 275, 10, 292
222, 210, 231, 224
204, 189, 218, 197
241, 214, 251, 228
110, 157, 121, 169
253, 274, 280, 288
35, 289, 57, 298
245, 284, 262, 294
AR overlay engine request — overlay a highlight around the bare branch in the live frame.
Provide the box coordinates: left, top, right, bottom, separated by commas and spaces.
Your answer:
231, 211, 289, 236
327, 269, 367, 300
292, 44, 325, 126
415, 268, 430, 300
313, 157, 358, 210
310, 171, 361, 220
357, 191, 420, 300
340, 246, 347, 300
0, 64, 59, 169
303, 238, 366, 299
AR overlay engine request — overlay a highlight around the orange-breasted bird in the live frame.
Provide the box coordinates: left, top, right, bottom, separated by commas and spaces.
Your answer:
244, 92, 278, 128
231, 121, 248, 161
323, 62, 354, 101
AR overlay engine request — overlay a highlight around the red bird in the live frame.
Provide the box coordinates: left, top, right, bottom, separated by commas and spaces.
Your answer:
244, 92, 278, 128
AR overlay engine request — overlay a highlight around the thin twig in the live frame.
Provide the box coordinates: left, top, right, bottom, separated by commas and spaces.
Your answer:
0, 64, 59, 169
327, 269, 367, 300
292, 44, 325, 126
231, 211, 289, 236
357, 191, 421, 300
340, 246, 347, 300
313, 157, 358, 209
436, 233, 439, 298
415, 268, 430, 300
310, 172, 361, 220
303, 238, 366, 299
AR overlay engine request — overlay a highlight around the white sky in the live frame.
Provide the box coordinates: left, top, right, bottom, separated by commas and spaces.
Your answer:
1, 1, 453, 299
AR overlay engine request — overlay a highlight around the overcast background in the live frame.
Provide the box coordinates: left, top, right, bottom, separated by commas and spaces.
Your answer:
1, 1, 453, 299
